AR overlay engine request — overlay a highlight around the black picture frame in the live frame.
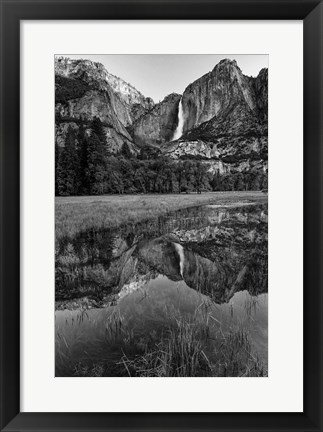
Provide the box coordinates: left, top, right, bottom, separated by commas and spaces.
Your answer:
0, 1, 322, 431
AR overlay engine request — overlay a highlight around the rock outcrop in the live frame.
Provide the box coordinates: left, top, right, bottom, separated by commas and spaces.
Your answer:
55, 57, 154, 120
55, 56, 155, 153
56, 90, 132, 138
180, 59, 258, 132
253, 68, 268, 122
162, 60, 268, 173
132, 93, 181, 146
163, 101, 267, 173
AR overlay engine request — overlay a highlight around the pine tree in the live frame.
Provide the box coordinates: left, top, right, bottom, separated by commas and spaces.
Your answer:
85, 117, 108, 194
121, 142, 132, 159
234, 172, 245, 191
57, 126, 79, 196
77, 123, 89, 194
194, 161, 206, 194
86, 134, 106, 194
91, 116, 106, 144
183, 160, 195, 193
176, 162, 185, 193
55, 139, 60, 196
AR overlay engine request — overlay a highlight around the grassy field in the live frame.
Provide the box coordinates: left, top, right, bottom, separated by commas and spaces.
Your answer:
56, 191, 267, 239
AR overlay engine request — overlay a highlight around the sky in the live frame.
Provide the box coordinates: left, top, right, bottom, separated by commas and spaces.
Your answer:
62, 54, 268, 103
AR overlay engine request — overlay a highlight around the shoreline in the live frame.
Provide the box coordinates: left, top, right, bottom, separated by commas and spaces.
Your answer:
56, 191, 267, 239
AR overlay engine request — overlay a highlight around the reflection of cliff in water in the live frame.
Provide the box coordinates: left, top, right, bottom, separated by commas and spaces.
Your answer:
119, 235, 267, 305
56, 204, 267, 308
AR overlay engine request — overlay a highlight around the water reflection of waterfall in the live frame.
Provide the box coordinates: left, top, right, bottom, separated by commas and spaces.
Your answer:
172, 97, 184, 140
173, 242, 185, 277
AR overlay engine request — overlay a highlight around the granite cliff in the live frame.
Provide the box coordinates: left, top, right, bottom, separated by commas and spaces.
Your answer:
55, 57, 154, 154
179, 59, 262, 132
55, 56, 268, 174
161, 59, 268, 173
132, 93, 181, 146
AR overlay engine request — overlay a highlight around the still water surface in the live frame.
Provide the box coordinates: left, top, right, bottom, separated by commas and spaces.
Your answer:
56, 202, 268, 376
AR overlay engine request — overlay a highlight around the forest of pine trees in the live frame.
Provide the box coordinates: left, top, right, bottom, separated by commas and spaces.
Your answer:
55, 117, 268, 196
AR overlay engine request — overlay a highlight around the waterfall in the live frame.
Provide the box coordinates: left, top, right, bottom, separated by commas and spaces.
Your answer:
172, 97, 184, 140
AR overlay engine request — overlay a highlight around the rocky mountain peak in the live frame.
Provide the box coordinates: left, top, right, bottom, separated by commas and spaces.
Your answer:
257, 68, 268, 80
253, 68, 268, 122
160, 61, 268, 176
55, 57, 153, 110
213, 58, 239, 71
55, 56, 158, 155
162, 92, 182, 103
180, 59, 257, 133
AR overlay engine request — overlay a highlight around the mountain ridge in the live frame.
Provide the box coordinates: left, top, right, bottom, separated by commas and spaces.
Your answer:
55, 56, 268, 178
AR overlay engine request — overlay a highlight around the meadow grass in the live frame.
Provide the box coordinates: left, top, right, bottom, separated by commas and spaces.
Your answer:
118, 312, 266, 378
56, 191, 267, 239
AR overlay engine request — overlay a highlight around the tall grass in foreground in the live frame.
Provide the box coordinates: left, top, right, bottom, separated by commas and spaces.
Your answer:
120, 317, 207, 377
119, 322, 265, 378
59, 305, 267, 378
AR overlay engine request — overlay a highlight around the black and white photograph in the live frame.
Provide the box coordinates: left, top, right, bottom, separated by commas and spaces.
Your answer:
55, 54, 268, 378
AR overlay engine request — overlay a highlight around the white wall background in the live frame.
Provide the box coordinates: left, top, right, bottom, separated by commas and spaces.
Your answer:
21, 20, 303, 412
